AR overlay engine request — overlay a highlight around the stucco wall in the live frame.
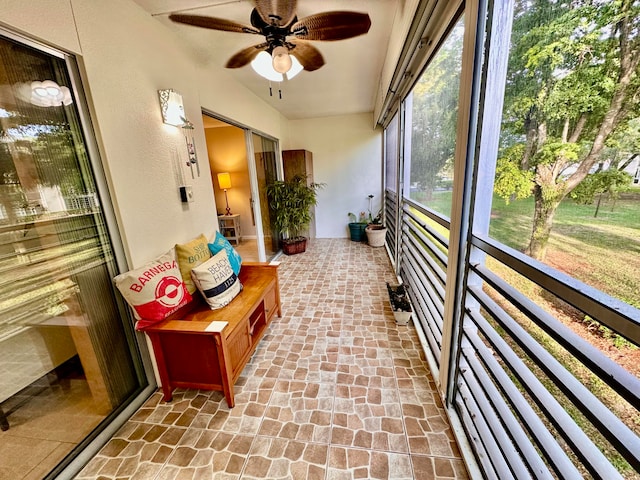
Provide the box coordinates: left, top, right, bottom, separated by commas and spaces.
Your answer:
0, 0, 383, 258
284, 113, 383, 238
0, 0, 286, 267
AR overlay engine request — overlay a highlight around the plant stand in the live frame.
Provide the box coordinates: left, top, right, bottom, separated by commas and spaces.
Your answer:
387, 283, 412, 326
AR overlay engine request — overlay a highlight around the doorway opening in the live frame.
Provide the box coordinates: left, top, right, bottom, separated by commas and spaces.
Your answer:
202, 112, 280, 262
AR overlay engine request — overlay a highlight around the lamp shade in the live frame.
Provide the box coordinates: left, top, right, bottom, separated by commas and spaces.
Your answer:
217, 172, 232, 190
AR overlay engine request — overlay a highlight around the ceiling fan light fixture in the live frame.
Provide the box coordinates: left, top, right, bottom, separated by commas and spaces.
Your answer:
271, 46, 292, 74
251, 51, 284, 82
286, 55, 304, 80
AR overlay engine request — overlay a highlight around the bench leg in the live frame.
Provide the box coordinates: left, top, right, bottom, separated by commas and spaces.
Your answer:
0, 406, 9, 431
214, 334, 235, 408
161, 385, 174, 402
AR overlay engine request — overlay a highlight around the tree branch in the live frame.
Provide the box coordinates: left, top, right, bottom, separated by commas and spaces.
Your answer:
568, 114, 587, 143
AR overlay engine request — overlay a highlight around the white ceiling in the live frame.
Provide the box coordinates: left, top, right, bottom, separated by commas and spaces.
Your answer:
132, 0, 398, 120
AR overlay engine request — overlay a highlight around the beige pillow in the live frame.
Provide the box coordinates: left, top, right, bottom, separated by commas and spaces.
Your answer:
191, 250, 242, 310
175, 234, 211, 294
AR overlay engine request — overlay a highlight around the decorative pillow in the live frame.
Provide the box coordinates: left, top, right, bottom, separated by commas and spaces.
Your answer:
114, 250, 192, 329
175, 234, 211, 294
208, 231, 242, 275
191, 250, 242, 310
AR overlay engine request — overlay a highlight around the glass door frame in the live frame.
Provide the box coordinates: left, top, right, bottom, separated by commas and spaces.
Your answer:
201, 109, 282, 262
246, 131, 281, 262
0, 25, 157, 480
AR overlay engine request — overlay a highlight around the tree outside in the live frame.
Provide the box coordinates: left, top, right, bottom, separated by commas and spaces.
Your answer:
494, 0, 640, 261
408, 18, 464, 217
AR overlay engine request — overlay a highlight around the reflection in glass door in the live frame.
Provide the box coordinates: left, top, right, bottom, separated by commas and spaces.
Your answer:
0, 32, 147, 478
251, 133, 279, 260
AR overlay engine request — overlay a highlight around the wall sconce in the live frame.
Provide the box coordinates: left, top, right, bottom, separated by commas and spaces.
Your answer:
158, 89, 185, 126
217, 172, 232, 215
159, 89, 200, 179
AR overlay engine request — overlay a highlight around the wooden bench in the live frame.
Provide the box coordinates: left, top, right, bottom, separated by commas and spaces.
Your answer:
140, 262, 280, 408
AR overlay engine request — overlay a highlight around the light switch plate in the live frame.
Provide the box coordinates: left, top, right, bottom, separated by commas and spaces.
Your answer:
179, 185, 193, 203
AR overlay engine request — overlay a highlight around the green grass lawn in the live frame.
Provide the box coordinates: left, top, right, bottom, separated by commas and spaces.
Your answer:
490, 191, 640, 308
413, 188, 640, 307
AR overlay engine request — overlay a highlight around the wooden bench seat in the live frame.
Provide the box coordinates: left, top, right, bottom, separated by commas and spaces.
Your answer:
140, 262, 280, 407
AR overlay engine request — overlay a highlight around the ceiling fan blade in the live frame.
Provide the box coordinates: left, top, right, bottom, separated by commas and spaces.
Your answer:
169, 14, 260, 34
254, 0, 297, 27
292, 12, 371, 41
225, 43, 269, 68
289, 42, 325, 71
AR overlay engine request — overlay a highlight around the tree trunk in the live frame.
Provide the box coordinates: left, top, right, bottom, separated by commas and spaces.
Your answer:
594, 194, 602, 218
521, 115, 538, 170
527, 184, 562, 260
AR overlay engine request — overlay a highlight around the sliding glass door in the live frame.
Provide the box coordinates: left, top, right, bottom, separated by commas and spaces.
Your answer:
0, 31, 147, 478
250, 133, 279, 260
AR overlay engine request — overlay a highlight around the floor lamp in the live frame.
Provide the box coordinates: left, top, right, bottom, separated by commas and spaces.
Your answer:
217, 172, 232, 215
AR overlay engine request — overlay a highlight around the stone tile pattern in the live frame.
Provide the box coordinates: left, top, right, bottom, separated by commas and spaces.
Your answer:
77, 239, 469, 480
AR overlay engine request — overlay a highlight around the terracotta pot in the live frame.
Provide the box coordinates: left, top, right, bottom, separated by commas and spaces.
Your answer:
365, 225, 387, 247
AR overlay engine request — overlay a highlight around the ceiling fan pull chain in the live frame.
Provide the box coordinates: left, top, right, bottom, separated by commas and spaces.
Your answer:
269, 81, 273, 97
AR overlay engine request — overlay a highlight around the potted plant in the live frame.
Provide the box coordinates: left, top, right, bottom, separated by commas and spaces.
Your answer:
387, 282, 412, 326
347, 211, 368, 241
361, 194, 387, 247
365, 209, 387, 247
266, 174, 324, 255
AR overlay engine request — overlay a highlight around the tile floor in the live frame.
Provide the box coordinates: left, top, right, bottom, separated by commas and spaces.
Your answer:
77, 239, 469, 480
0, 359, 105, 480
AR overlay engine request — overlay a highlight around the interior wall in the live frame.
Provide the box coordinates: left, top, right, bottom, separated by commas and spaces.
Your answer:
283, 112, 383, 238
0, 0, 287, 267
205, 126, 255, 238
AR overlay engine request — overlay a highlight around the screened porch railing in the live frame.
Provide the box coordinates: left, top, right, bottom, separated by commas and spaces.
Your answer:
386, 189, 640, 479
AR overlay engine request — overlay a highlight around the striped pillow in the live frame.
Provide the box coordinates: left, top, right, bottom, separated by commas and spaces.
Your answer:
190, 250, 242, 310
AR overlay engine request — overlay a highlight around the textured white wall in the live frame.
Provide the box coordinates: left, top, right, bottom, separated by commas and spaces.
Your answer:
284, 113, 383, 238
0, 0, 286, 267
0, 0, 382, 254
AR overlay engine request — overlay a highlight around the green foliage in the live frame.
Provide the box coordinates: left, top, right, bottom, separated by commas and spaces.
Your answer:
409, 18, 464, 199
498, 0, 640, 258
570, 170, 633, 205
532, 142, 581, 167
266, 174, 324, 240
494, 144, 535, 203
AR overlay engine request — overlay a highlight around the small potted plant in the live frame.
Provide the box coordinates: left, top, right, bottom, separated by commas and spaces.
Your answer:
387, 282, 412, 326
364, 195, 387, 247
348, 211, 368, 241
266, 174, 324, 255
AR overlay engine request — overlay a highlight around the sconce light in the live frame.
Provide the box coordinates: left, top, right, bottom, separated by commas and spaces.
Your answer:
158, 89, 185, 126
217, 172, 232, 215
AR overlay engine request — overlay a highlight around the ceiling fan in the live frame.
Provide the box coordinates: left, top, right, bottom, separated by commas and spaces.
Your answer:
169, 0, 371, 80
